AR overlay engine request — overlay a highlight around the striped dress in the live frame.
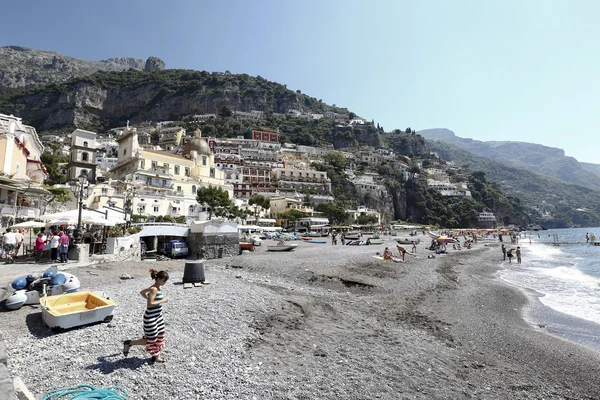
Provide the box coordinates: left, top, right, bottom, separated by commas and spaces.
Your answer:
143, 289, 165, 357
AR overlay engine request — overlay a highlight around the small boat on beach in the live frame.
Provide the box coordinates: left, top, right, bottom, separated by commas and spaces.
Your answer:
240, 242, 255, 252
40, 291, 116, 330
344, 232, 361, 240
395, 237, 420, 245
267, 243, 298, 252
307, 240, 326, 244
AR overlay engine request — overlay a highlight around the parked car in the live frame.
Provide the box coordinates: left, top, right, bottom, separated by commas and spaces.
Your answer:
164, 240, 189, 258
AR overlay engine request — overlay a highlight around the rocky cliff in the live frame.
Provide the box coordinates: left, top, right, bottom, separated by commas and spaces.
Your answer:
0, 46, 152, 88
0, 69, 348, 132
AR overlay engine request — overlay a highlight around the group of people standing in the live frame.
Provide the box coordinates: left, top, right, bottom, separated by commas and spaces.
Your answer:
501, 244, 521, 264
1, 228, 25, 264
34, 229, 72, 263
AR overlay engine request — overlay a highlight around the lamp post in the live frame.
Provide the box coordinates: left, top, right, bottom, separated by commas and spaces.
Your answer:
69, 172, 89, 242
123, 187, 136, 228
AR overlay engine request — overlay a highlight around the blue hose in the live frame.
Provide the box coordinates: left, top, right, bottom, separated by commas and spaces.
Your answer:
41, 384, 128, 400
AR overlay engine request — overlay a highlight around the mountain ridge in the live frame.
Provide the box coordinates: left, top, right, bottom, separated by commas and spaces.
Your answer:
419, 128, 600, 192
0, 45, 152, 88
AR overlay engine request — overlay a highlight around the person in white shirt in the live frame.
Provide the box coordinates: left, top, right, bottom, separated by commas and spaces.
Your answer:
3, 228, 17, 264
14, 229, 24, 258
50, 232, 60, 262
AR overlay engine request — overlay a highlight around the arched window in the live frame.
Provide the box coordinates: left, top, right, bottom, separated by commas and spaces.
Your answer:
192, 185, 197, 194
83, 141, 88, 147
202, 156, 207, 166
123, 148, 127, 156
82, 152, 89, 162
81, 169, 88, 178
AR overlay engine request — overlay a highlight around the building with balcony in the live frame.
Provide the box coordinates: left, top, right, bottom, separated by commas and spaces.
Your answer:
345, 206, 381, 225
158, 127, 185, 151
477, 212, 497, 228
105, 129, 233, 222
0, 114, 50, 227
272, 167, 331, 194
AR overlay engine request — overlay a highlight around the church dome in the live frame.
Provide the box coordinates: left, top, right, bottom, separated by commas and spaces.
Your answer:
184, 137, 211, 156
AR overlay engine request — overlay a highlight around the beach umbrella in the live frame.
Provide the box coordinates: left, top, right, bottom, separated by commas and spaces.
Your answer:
10, 220, 46, 229
82, 217, 116, 227
10, 220, 47, 252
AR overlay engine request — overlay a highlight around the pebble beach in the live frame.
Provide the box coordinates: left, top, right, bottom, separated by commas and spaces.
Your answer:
2, 238, 600, 399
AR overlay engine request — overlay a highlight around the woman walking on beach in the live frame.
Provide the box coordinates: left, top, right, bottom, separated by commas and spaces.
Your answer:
123, 269, 169, 363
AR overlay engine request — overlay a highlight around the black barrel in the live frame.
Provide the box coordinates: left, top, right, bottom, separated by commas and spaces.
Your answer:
183, 262, 205, 283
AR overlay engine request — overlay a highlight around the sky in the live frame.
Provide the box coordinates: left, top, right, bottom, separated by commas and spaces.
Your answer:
1, 0, 599, 162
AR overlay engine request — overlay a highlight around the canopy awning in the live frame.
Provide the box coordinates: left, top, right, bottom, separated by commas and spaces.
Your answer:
139, 225, 189, 238
41, 209, 126, 224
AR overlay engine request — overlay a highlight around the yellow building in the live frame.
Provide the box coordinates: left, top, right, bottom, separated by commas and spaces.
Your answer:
0, 114, 50, 226
95, 129, 232, 221
269, 196, 313, 220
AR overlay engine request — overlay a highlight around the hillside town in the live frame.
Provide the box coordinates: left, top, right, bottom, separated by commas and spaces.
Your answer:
0, 111, 497, 238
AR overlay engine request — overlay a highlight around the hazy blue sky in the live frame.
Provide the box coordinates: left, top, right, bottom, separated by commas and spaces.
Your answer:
1, 1, 598, 162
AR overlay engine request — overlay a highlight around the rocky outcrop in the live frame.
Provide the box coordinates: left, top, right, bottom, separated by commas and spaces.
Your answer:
144, 56, 166, 71
0, 46, 146, 88
0, 70, 345, 131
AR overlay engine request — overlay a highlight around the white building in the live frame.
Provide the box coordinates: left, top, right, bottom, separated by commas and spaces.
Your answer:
345, 206, 381, 225
67, 129, 98, 182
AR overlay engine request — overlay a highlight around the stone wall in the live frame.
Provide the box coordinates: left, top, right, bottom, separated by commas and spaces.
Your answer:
92, 233, 141, 264
188, 232, 239, 259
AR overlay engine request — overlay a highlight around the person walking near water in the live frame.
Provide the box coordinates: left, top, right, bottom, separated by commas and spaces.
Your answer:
506, 248, 515, 263
411, 241, 417, 253
123, 269, 169, 363
586, 233, 589, 243
501, 244, 507, 260
516, 246, 521, 264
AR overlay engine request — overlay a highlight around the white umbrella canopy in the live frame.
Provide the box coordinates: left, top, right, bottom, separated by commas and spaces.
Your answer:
41, 209, 126, 225
46, 217, 78, 226
10, 220, 46, 228
82, 217, 116, 227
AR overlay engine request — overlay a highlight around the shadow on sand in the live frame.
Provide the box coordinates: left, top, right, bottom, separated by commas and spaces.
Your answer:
86, 354, 148, 374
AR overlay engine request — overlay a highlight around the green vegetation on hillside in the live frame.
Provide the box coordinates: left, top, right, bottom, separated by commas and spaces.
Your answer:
428, 140, 600, 228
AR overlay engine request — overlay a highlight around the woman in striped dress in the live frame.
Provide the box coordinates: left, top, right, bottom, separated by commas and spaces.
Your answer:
123, 269, 169, 363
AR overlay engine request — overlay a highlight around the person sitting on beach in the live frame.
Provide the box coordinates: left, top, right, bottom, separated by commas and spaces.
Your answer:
396, 245, 407, 261
383, 247, 393, 261
506, 248, 515, 263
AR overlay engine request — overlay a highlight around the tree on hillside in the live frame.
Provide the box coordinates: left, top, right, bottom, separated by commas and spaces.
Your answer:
196, 185, 231, 220
248, 195, 271, 219
315, 203, 348, 225
356, 213, 378, 225
218, 105, 232, 118
323, 151, 347, 171
278, 209, 304, 229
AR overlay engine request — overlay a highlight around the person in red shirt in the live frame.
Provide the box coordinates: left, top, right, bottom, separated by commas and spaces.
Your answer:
58, 231, 70, 263
35, 232, 45, 263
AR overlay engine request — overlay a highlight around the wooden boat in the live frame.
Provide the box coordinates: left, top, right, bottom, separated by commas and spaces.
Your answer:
39, 291, 116, 330
344, 232, 361, 240
267, 243, 298, 252
239, 242, 255, 252
395, 237, 420, 245
369, 240, 384, 245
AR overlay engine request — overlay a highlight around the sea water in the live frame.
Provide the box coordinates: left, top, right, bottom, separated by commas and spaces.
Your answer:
499, 227, 600, 326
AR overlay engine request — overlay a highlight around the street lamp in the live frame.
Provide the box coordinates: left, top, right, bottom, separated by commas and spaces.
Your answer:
123, 187, 136, 227
69, 171, 90, 242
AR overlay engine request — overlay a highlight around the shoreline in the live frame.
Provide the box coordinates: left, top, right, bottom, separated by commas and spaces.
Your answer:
500, 272, 600, 352
2, 239, 600, 398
